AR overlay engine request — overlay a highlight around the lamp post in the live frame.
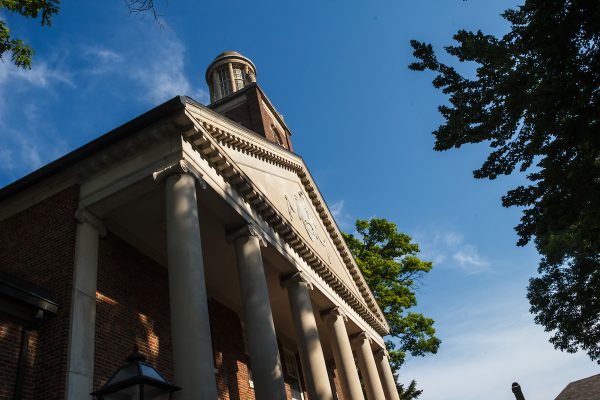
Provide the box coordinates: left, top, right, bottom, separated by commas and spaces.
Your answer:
91, 346, 180, 400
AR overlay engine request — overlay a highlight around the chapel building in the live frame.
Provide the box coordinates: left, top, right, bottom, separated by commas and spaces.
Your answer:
0, 52, 399, 400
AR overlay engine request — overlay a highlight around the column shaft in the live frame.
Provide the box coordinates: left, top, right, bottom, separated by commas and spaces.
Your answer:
284, 274, 333, 400
227, 62, 236, 92
66, 214, 101, 400
375, 350, 400, 400
352, 334, 386, 400
322, 309, 365, 400
232, 229, 286, 400
212, 70, 222, 102
165, 173, 217, 400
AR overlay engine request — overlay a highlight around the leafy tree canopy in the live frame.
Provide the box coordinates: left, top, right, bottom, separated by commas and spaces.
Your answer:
409, 0, 600, 361
343, 218, 439, 398
0, 0, 59, 68
1, 0, 158, 69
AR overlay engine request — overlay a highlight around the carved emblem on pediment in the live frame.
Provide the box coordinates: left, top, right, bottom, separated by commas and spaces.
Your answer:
285, 191, 330, 258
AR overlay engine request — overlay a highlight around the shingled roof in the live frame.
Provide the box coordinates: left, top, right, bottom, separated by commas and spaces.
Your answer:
555, 374, 600, 400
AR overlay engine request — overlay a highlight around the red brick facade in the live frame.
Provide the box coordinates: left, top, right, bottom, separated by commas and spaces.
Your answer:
0, 185, 342, 400
211, 85, 294, 151
0, 186, 79, 400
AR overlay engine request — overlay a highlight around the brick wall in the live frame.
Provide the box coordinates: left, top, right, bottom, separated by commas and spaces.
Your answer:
94, 232, 174, 388
93, 232, 259, 399
218, 86, 293, 151
209, 300, 254, 400
0, 185, 79, 400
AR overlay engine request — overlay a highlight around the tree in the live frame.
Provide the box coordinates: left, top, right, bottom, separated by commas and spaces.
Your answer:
409, 0, 600, 361
397, 379, 423, 400
0, 0, 158, 69
0, 0, 59, 68
343, 218, 440, 399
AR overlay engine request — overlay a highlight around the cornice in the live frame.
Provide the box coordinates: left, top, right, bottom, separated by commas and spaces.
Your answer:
182, 107, 389, 336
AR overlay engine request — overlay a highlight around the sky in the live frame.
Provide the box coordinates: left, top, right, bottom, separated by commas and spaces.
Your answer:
2, 1, 598, 399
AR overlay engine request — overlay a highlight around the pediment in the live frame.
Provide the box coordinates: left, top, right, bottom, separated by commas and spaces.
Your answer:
226, 148, 362, 300
182, 102, 388, 335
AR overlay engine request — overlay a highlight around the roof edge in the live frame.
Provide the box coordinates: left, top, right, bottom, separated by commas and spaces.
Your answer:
0, 96, 187, 203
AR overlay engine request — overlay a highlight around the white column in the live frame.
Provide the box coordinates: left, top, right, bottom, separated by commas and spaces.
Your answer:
351, 333, 386, 400
227, 62, 236, 92
66, 209, 105, 400
155, 161, 217, 400
227, 224, 286, 400
375, 349, 400, 400
321, 308, 365, 400
212, 70, 222, 102
281, 273, 333, 400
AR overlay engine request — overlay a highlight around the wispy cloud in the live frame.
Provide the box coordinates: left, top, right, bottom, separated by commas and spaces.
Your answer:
397, 292, 599, 400
416, 230, 490, 273
0, 59, 73, 89
0, 25, 208, 181
130, 37, 207, 104
0, 58, 73, 178
329, 199, 355, 231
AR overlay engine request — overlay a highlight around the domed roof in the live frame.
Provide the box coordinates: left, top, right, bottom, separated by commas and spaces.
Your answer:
215, 51, 242, 59
205, 51, 257, 82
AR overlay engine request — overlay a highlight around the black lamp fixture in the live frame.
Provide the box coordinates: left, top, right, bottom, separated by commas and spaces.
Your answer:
91, 346, 180, 400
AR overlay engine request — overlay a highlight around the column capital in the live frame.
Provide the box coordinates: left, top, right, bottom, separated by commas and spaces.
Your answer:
321, 306, 347, 323
374, 348, 389, 361
226, 223, 267, 247
152, 160, 207, 189
75, 208, 106, 237
280, 271, 313, 290
350, 331, 372, 347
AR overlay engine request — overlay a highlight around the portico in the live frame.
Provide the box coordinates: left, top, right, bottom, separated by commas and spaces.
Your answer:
0, 53, 400, 400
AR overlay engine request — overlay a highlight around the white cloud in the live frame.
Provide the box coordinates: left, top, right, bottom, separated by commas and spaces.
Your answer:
0, 59, 73, 89
453, 245, 490, 270
0, 28, 209, 180
397, 294, 599, 400
129, 37, 208, 104
416, 230, 490, 273
328, 199, 355, 231
330, 200, 345, 218
83, 47, 125, 74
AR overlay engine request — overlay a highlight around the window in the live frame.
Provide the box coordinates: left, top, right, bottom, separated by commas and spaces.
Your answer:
272, 126, 284, 147
218, 67, 232, 96
283, 348, 304, 400
233, 65, 245, 91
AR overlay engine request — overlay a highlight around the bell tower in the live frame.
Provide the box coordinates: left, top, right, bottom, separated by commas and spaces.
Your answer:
205, 51, 293, 151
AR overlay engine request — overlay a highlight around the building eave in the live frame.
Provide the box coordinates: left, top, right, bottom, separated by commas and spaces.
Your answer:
0, 96, 188, 203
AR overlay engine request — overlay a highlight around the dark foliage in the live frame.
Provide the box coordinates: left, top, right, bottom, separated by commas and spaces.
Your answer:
410, 0, 600, 362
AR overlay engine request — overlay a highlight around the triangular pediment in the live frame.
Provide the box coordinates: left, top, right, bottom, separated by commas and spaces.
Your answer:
227, 148, 362, 299
182, 100, 389, 335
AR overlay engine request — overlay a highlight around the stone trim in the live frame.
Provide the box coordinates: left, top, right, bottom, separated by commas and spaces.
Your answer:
350, 331, 372, 347
280, 271, 313, 290
226, 223, 267, 248
182, 110, 389, 336
152, 160, 207, 189
320, 307, 348, 323
374, 348, 389, 360
74, 208, 107, 237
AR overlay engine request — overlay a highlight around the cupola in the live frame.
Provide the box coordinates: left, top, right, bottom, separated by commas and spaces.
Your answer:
205, 51, 294, 151
206, 51, 257, 103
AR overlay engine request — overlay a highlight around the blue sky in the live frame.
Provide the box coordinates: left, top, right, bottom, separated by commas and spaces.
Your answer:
2, 1, 598, 399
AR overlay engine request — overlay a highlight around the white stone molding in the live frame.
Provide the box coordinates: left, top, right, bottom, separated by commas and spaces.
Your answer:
374, 348, 390, 361
181, 107, 389, 336
350, 331, 373, 347
152, 159, 207, 189
321, 306, 348, 323
226, 223, 267, 248
74, 208, 107, 237
280, 271, 313, 290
